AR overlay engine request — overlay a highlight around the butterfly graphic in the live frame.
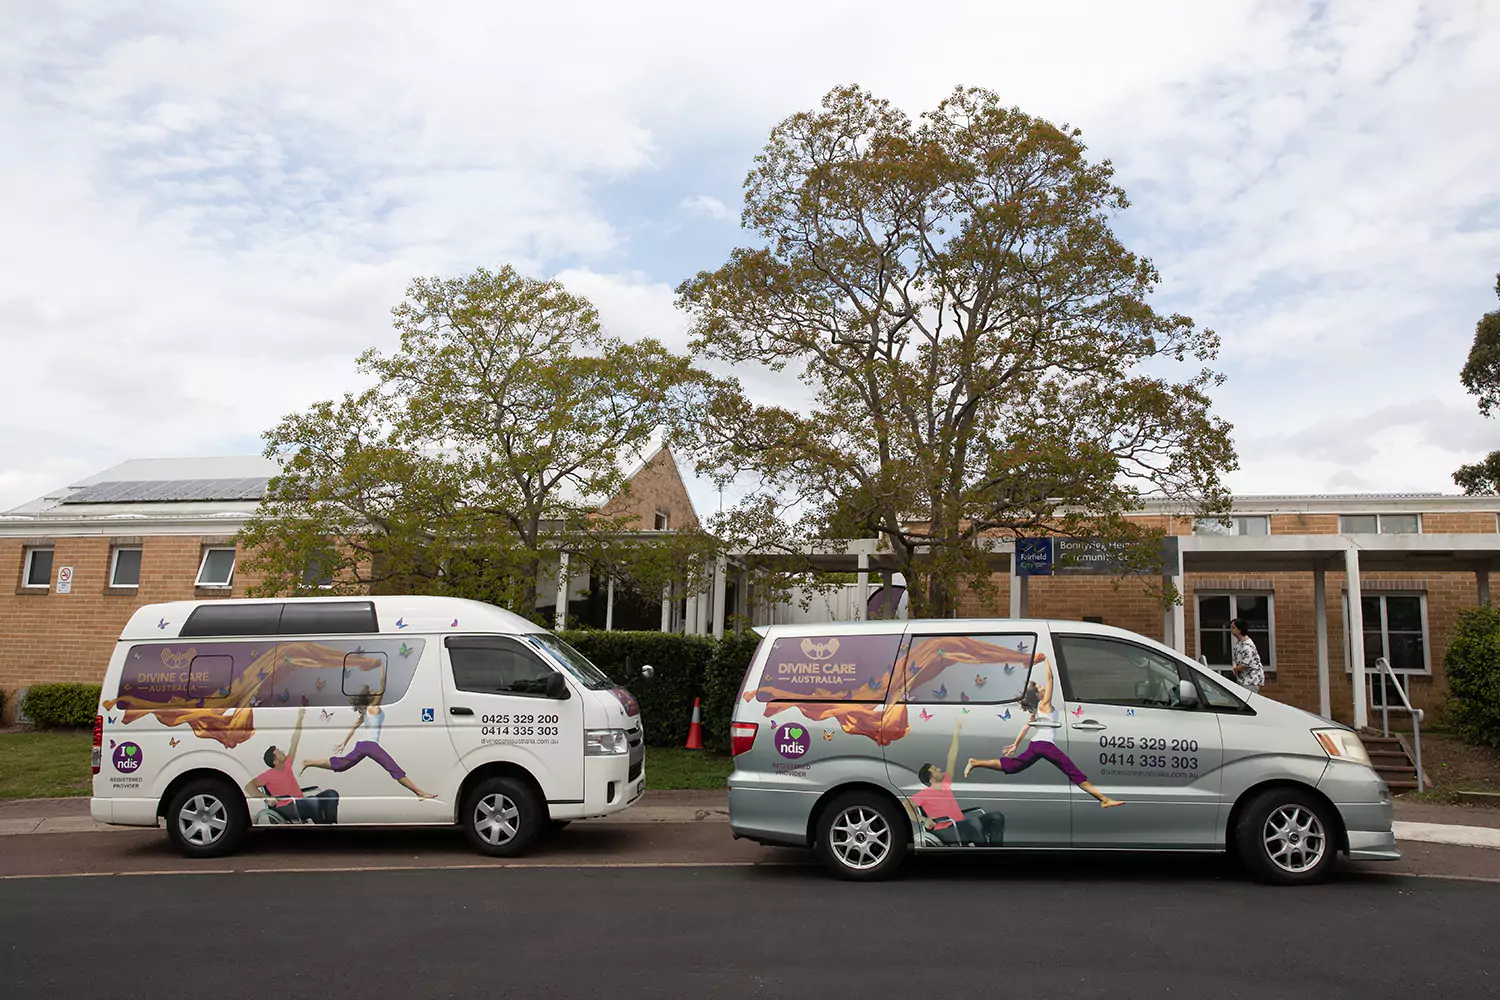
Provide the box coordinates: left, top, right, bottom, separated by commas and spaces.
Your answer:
300, 694, 310, 707
822, 730, 834, 741
919, 709, 934, 721
961, 707, 971, 715
395, 618, 408, 629
400, 643, 413, 657
450, 618, 459, 628
251, 696, 264, 707
975, 674, 987, 687
960, 692, 970, 703
107, 715, 117, 724
1126, 708, 1136, 717
215, 686, 230, 698
156, 618, 169, 630
998, 708, 1012, 721
277, 690, 290, 703
315, 678, 326, 690
319, 709, 334, 722
1070, 705, 1085, 718
169, 738, 180, 748
1016, 641, 1029, 653
932, 684, 948, 700
258, 667, 269, 680
109, 739, 117, 750
867, 675, 883, 690
132, 650, 141, 660
1003, 663, 1017, 675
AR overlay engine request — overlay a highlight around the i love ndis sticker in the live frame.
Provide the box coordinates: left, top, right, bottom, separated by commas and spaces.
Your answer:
775, 723, 810, 759
112, 742, 144, 773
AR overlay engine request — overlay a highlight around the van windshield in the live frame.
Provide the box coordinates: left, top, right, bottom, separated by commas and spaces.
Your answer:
528, 634, 615, 690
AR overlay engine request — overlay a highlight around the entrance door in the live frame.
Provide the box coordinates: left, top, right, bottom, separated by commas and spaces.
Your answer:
1052, 633, 1224, 849
884, 629, 1069, 848
441, 635, 585, 804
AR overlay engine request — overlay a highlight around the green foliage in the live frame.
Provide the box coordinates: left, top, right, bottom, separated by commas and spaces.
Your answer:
1444, 604, 1500, 748
702, 630, 763, 753
21, 684, 102, 729
675, 84, 1235, 616
1455, 274, 1500, 494
557, 630, 716, 747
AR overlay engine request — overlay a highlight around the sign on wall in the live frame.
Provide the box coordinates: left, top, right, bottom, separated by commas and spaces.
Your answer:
1016, 537, 1179, 577
56, 566, 73, 594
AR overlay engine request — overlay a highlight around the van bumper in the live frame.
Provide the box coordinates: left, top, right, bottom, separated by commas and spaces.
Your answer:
92, 797, 158, 827
551, 755, 643, 821
728, 784, 816, 848
1319, 763, 1400, 861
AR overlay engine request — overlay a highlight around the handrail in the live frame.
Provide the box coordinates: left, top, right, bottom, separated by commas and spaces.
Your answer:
1370, 656, 1424, 793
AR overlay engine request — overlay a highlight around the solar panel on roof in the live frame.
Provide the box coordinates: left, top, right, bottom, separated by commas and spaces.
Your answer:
61, 478, 271, 504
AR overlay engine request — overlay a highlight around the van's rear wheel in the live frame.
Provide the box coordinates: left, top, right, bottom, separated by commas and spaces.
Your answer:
461, 776, 543, 857
165, 778, 248, 859
1234, 787, 1336, 885
815, 791, 908, 881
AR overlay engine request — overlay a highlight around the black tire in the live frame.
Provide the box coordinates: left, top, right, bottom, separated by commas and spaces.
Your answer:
164, 778, 248, 859
461, 776, 545, 857
1234, 787, 1337, 885
814, 791, 909, 881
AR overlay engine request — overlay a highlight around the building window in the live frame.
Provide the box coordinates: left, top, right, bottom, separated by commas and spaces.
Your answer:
1348, 593, 1429, 674
653, 510, 669, 530
1340, 514, 1420, 534
23, 547, 54, 588
301, 555, 335, 588
196, 548, 236, 588
110, 548, 142, 588
1197, 593, 1274, 674
1193, 515, 1269, 536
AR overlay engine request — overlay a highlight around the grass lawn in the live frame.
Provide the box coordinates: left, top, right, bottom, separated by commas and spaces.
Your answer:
644, 746, 733, 791
0, 730, 93, 799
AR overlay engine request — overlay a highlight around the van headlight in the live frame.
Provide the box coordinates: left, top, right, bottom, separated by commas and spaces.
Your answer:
1313, 728, 1371, 766
585, 729, 629, 756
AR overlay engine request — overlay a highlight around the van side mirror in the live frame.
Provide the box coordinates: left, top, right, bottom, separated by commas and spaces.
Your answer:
1178, 679, 1201, 708
639, 664, 655, 681
546, 672, 571, 700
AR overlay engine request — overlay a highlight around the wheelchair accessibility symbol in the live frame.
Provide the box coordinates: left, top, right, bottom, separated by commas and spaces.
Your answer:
421, 708, 435, 723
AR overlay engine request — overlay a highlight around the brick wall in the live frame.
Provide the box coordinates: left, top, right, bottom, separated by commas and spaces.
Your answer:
598, 445, 700, 531
0, 536, 263, 721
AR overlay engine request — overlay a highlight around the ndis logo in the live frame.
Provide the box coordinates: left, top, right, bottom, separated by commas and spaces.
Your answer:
112, 742, 144, 773
775, 723, 810, 759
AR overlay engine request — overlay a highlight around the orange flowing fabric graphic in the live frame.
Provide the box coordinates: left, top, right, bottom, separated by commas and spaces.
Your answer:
745, 634, 1040, 746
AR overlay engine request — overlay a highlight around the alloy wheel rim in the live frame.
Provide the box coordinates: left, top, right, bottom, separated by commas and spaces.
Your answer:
475, 793, 521, 846
830, 805, 891, 871
179, 793, 228, 847
1263, 804, 1327, 873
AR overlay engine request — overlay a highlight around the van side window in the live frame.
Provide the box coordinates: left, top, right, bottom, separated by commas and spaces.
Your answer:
1054, 635, 1196, 710
343, 651, 388, 697
1195, 670, 1253, 713
900, 634, 1036, 704
449, 638, 558, 697
188, 655, 234, 702
753, 633, 903, 702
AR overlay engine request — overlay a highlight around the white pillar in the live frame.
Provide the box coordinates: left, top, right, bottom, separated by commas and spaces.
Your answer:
660, 584, 672, 633
1009, 555, 1023, 619
553, 552, 570, 631
1163, 575, 1173, 647
1479, 564, 1492, 606
856, 552, 870, 622
1170, 545, 1186, 653
1315, 560, 1330, 720
687, 581, 701, 635
605, 577, 615, 632
711, 556, 727, 639
1345, 545, 1368, 730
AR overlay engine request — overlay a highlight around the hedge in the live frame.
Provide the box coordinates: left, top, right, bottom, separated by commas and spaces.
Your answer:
702, 631, 762, 754
21, 683, 102, 729
1444, 605, 1500, 748
557, 631, 716, 747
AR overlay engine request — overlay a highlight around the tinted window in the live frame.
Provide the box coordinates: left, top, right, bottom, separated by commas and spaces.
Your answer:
1055, 635, 1194, 710
1340, 515, 1378, 534
1195, 670, 1251, 712
187, 655, 234, 701
449, 638, 558, 696
343, 650, 388, 697
25, 548, 53, 586
111, 549, 142, 587
279, 601, 378, 635
754, 633, 903, 702
901, 634, 1035, 704
181, 603, 283, 637
273, 638, 422, 708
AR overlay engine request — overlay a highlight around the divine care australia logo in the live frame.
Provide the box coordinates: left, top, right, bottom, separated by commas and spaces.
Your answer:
112, 742, 143, 773
775, 723, 811, 759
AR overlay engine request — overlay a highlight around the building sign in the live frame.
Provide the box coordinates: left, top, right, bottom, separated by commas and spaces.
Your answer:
1016, 536, 1179, 577
56, 566, 73, 594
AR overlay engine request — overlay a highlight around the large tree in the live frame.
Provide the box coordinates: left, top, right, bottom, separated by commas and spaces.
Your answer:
1454, 273, 1500, 495
241, 265, 716, 615
675, 85, 1236, 617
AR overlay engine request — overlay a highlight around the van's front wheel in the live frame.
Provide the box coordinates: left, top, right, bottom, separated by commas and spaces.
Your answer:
815, 792, 908, 881
165, 779, 248, 858
461, 777, 543, 857
1235, 788, 1336, 885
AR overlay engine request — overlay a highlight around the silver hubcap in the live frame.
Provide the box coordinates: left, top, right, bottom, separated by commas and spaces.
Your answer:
178, 793, 228, 847
830, 806, 891, 871
475, 793, 521, 846
1263, 804, 1327, 873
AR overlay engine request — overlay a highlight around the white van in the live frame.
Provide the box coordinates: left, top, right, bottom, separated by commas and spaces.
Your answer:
91, 596, 647, 858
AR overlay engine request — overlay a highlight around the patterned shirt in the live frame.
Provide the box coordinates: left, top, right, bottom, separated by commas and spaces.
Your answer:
1231, 634, 1266, 689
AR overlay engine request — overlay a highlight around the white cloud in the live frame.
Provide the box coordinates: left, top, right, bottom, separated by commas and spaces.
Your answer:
1, 0, 1499, 512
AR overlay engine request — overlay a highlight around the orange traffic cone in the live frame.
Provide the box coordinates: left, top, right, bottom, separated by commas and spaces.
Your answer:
684, 697, 704, 750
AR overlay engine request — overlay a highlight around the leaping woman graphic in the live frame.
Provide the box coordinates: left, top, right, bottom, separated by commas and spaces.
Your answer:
965, 661, 1124, 809
299, 661, 436, 800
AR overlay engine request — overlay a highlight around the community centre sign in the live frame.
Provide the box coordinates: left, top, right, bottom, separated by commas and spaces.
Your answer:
1016, 536, 1179, 577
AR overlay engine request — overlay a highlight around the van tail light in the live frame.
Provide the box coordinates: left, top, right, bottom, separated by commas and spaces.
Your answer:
731, 721, 759, 757
91, 715, 103, 775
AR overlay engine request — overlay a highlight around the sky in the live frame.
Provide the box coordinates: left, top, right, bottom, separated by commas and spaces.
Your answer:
2, 0, 1499, 517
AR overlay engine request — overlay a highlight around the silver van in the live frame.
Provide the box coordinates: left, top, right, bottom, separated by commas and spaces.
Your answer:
727, 619, 1397, 883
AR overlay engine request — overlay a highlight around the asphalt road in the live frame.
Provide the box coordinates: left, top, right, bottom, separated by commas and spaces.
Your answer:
2, 859, 1496, 1000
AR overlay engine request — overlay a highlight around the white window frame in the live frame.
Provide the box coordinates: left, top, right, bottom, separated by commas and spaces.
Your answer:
1192, 515, 1270, 536
1342, 591, 1431, 676
1195, 591, 1276, 674
653, 509, 669, 530
1339, 513, 1422, 535
195, 547, 237, 589
109, 547, 143, 589
22, 547, 54, 589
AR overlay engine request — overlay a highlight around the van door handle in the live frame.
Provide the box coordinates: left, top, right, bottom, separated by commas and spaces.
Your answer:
450, 707, 473, 716
1072, 721, 1106, 732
